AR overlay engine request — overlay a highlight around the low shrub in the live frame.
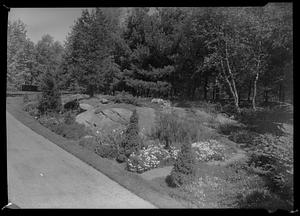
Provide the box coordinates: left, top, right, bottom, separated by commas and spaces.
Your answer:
23, 101, 39, 117
95, 145, 118, 159
110, 91, 140, 106
228, 130, 258, 144
23, 94, 30, 104
38, 113, 90, 140
63, 111, 76, 125
237, 108, 287, 135
95, 127, 124, 148
126, 143, 180, 173
53, 122, 89, 140
116, 152, 127, 163
79, 136, 98, 151
191, 140, 226, 162
167, 142, 196, 187
236, 188, 290, 211
63, 99, 80, 111
217, 123, 241, 135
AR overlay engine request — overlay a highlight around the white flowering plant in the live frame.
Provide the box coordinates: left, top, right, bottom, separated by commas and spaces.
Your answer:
191, 140, 226, 162
126, 143, 180, 173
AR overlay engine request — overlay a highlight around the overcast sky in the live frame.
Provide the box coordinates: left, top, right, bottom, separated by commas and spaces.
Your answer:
8, 8, 92, 44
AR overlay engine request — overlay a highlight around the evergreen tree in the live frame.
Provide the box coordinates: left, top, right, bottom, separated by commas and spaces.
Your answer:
118, 109, 141, 161
168, 142, 196, 187
37, 69, 62, 115
63, 8, 120, 97
7, 20, 36, 90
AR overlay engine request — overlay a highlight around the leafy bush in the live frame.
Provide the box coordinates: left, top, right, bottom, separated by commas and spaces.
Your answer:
237, 108, 287, 135
63, 99, 80, 111
116, 152, 127, 163
119, 109, 141, 158
53, 122, 89, 140
236, 188, 290, 211
110, 91, 140, 106
23, 101, 39, 117
237, 133, 294, 209
217, 123, 241, 135
63, 111, 76, 125
95, 128, 124, 148
167, 142, 196, 187
37, 72, 62, 115
38, 113, 90, 140
23, 94, 30, 104
228, 130, 258, 144
95, 145, 118, 159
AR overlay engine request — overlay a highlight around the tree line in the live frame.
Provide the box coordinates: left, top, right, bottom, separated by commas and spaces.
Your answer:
7, 5, 293, 112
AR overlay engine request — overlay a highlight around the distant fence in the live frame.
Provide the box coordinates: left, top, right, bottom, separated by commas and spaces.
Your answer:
21, 85, 39, 92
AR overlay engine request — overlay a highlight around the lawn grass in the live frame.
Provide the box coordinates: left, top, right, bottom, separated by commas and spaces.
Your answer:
6, 96, 184, 208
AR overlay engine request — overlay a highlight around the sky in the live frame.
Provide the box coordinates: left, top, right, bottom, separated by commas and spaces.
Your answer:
8, 8, 92, 44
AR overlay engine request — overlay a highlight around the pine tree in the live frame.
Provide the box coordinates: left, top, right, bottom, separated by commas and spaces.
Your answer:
118, 109, 141, 160
37, 70, 62, 115
168, 142, 196, 187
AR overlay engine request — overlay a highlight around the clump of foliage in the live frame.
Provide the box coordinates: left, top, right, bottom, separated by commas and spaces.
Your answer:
217, 123, 242, 135
236, 188, 290, 211
63, 111, 76, 125
95, 145, 118, 159
126, 143, 180, 173
117, 109, 141, 162
79, 136, 98, 151
237, 108, 288, 135
37, 72, 62, 115
228, 130, 258, 145
150, 111, 209, 149
54, 122, 89, 140
166, 142, 196, 187
23, 94, 30, 104
110, 91, 141, 106
63, 99, 80, 112
38, 113, 91, 140
23, 101, 39, 117
191, 140, 226, 162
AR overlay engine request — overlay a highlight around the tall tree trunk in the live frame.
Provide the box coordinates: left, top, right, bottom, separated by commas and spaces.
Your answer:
264, 89, 269, 103
220, 41, 240, 113
279, 83, 285, 102
203, 76, 208, 101
248, 82, 251, 102
252, 71, 259, 110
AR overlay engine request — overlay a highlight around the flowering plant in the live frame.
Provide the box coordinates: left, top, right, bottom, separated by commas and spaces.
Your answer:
191, 140, 226, 162
126, 143, 180, 173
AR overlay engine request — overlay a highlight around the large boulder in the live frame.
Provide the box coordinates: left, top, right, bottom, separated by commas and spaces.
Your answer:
76, 108, 133, 133
136, 107, 156, 136
76, 106, 157, 136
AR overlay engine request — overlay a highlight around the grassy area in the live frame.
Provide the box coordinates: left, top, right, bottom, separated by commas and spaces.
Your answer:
6, 96, 184, 208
